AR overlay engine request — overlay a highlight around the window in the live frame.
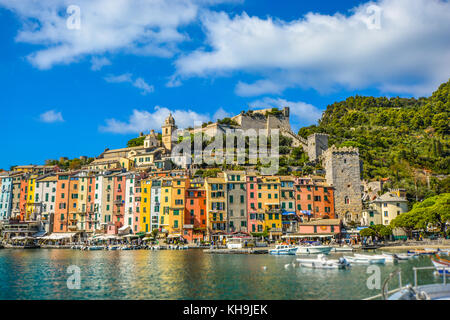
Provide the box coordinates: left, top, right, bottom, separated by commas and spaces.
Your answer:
384, 211, 388, 217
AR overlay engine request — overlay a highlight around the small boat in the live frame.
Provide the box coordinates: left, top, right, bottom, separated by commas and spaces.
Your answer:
108, 245, 121, 250
87, 246, 104, 250
344, 255, 385, 264
354, 253, 397, 263
331, 245, 354, 252
408, 249, 437, 255
269, 245, 298, 255
395, 253, 415, 260
431, 258, 450, 275
296, 245, 332, 255
297, 254, 351, 269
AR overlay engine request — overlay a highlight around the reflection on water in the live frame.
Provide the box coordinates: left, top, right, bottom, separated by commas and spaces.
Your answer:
0, 249, 443, 300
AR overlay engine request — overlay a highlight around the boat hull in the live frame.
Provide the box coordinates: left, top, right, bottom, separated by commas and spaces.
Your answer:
269, 248, 298, 255
296, 246, 332, 255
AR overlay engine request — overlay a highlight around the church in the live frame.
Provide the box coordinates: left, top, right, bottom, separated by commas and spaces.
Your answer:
86, 113, 180, 171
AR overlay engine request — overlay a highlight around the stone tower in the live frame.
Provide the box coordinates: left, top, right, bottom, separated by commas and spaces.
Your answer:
321, 146, 363, 224
162, 113, 177, 153
307, 133, 329, 162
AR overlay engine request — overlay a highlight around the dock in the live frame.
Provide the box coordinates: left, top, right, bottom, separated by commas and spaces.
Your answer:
203, 248, 269, 254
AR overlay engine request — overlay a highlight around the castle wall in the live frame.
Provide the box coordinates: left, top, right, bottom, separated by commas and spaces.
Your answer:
307, 133, 329, 162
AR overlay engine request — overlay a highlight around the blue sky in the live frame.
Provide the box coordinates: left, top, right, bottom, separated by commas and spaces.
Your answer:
1, 0, 449, 170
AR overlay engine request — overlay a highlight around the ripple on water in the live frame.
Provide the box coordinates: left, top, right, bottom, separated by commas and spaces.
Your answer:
0, 249, 443, 300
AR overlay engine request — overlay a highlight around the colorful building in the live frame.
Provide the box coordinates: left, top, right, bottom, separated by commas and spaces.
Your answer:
184, 178, 207, 242
225, 171, 248, 234
295, 176, 335, 220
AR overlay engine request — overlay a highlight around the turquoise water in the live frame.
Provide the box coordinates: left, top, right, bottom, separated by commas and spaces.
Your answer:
0, 249, 444, 300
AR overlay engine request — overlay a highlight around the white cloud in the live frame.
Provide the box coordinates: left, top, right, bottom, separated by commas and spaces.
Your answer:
175, 0, 450, 96
0, 0, 234, 69
90, 56, 111, 71
39, 110, 64, 123
133, 78, 154, 95
100, 106, 210, 134
104, 73, 154, 95
213, 107, 231, 121
249, 97, 322, 131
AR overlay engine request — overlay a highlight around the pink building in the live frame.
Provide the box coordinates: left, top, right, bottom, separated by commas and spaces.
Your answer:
246, 174, 263, 234
297, 219, 342, 240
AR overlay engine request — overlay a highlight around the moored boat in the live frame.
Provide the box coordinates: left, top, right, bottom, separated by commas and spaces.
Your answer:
297, 254, 351, 269
331, 245, 354, 252
296, 245, 332, 255
269, 245, 298, 255
354, 253, 397, 263
343, 255, 385, 264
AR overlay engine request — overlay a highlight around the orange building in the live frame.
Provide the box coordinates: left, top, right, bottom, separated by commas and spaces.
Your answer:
295, 176, 335, 220
19, 177, 28, 220
54, 173, 73, 232
184, 178, 207, 242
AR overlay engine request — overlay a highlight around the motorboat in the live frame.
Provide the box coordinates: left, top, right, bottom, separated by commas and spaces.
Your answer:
108, 245, 121, 250
297, 254, 351, 269
331, 245, 354, 252
354, 253, 397, 263
269, 245, 298, 255
343, 255, 385, 264
296, 245, 332, 255
87, 246, 104, 250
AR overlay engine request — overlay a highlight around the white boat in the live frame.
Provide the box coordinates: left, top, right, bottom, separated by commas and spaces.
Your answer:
395, 253, 415, 260
296, 245, 332, 255
344, 255, 385, 264
87, 246, 104, 250
331, 245, 354, 252
269, 245, 298, 255
354, 253, 397, 263
297, 254, 351, 269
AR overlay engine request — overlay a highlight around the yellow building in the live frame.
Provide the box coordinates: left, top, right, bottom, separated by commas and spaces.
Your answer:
205, 175, 227, 241
256, 176, 282, 240
140, 179, 152, 233
166, 177, 188, 238
26, 175, 38, 220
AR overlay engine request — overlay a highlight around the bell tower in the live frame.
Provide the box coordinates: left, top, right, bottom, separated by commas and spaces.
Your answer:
162, 113, 177, 152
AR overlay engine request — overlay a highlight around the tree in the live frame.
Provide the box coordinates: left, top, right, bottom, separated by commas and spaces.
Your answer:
127, 136, 145, 147
391, 193, 450, 237
360, 228, 376, 238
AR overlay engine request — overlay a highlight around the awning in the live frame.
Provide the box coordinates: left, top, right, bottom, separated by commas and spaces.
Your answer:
142, 237, 154, 241
42, 232, 76, 240
282, 212, 296, 215
118, 225, 131, 231
282, 233, 335, 238
167, 234, 182, 238
32, 230, 47, 238
122, 234, 139, 238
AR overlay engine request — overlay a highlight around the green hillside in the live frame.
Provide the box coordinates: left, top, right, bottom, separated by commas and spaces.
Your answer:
298, 79, 450, 203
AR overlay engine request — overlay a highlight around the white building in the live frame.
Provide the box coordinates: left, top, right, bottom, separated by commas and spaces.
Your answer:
35, 175, 57, 232
94, 174, 104, 231
0, 173, 13, 220
362, 191, 408, 227
150, 179, 161, 231
124, 172, 139, 231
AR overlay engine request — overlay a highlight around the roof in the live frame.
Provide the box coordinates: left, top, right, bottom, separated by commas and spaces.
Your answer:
36, 175, 57, 182
372, 192, 407, 203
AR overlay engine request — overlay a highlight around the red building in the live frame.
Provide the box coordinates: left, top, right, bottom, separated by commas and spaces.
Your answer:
184, 180, 207, 242
295, 176, 335, 221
